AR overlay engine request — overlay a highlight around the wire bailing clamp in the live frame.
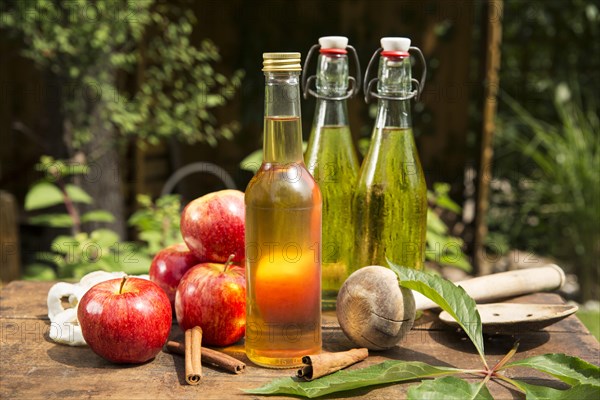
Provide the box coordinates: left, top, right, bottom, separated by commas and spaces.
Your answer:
363, 46, 427, 103
301, 43, 362, 101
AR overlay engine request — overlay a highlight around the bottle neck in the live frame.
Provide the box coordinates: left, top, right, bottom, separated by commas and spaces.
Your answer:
374, 55, 413, 129
312, 99, 349, 127
263, 72, 304, 163
312, 53, 350, 128
264, 72, 302, 118
316, 53, 348, 97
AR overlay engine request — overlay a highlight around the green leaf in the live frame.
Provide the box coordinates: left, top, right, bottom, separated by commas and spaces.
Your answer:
69, 258, 114, 280
239, 148, 263, 173
35, 251, 63, 266
389, 263, 487, 367
435, 196, 462, 214
64, 164, 88, 176
50, 235, 78, 255
426, 229, 472, 272
438, 253, 472, 272
503, 354, 600, 387
511, 380, 600, 400
89, 229, 120, 249
29, 214, 73, 227
120, 252, 152, 275
407, 376, 493, 400
108, 242, 152, 275
427, 209, 448, 235
23, 263, 57, 281
24, 182, 64, 210
139, 230, 163, 255
357, 137, 371, 157
432, 182, 462, 213
81, 210, 115, 223
244, 360, 461, 398
64, 184, 92, 204
577, 310, 600, 341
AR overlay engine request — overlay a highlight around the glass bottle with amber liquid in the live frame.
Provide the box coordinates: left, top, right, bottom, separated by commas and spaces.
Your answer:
303, 36, 360, 309
354, 37, 428, 270
245, 53, 322, 368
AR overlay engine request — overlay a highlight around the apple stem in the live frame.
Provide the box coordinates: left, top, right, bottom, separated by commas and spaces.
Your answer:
224, 254, 235, 272
119, 276, 127, 294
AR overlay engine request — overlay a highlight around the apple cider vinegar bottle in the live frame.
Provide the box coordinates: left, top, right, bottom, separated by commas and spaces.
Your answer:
245, 53, 322, 368
303, 36, 361, 310
354, 38, 428, 270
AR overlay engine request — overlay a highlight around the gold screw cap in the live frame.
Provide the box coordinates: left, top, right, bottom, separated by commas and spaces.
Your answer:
262, 52, 302, 72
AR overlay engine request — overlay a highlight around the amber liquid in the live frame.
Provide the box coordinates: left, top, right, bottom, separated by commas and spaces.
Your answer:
245, 116, 322, 368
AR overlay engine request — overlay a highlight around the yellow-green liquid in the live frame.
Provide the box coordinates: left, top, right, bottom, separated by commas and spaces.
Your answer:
305, 125, 359, 309
245, 116, 322, 368
354, 127, 427, 270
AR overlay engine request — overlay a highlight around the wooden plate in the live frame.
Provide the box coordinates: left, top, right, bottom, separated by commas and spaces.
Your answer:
439, 303, 578, 334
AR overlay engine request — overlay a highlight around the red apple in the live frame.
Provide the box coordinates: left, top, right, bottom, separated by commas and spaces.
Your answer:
149, 243, 200, 306
175, 255, 246, 346
78, 277, 172, 364
180, 189, 245, 263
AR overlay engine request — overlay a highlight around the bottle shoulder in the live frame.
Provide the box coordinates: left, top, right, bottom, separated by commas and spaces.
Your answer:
357, 127, 426, 191
305, 125, 360, 176
245, 163, 321, 208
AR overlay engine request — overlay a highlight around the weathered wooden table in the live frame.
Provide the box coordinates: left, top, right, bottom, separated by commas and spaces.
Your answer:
1, 281, 598, 399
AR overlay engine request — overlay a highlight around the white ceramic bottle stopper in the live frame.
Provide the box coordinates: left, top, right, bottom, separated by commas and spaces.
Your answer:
319, 36, 349, 49
380, 37, 411, 52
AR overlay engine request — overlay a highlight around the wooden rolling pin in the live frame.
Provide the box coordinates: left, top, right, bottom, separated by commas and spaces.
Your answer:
413, 264, 566, 311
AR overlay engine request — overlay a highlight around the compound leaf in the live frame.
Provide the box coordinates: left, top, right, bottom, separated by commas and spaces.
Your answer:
244, 360, 461, 398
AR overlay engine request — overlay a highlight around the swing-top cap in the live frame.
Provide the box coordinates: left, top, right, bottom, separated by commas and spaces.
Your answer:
319, 36, 348, 49
263, 52, 302, 72
381, 37, 411, 52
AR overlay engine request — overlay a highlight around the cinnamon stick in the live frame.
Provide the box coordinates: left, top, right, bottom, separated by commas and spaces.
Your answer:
165, 341, 246, 375
297, 348, 369, 381
184, 327, 203, 385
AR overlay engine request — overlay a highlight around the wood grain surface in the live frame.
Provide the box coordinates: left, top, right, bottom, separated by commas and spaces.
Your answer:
1, 281, 598, 399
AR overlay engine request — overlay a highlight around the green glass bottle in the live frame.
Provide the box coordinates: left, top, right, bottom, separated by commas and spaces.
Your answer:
303, 37, 361, 309
354, 37, 428, 270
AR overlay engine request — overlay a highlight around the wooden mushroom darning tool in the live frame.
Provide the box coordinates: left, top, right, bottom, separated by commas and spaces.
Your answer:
337, 264, 574, 349
337, 266, 417, 350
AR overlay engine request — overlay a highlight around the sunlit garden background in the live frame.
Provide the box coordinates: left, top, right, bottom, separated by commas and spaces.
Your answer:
0, 0, 598, 338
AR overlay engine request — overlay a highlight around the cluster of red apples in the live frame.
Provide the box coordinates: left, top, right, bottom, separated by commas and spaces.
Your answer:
77, 190, 246, 364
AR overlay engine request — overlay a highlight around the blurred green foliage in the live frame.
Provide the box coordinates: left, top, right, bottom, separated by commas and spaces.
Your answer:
500, 0, 599, 122
23, 156, 151, 280
490, 87, 599, 300
128, 194, 183, 255
23, 157, 186, 281
427, 183, 471, 272
489, 0, 599, 301
577, 309, 600, 341
0, 0, 243, 148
